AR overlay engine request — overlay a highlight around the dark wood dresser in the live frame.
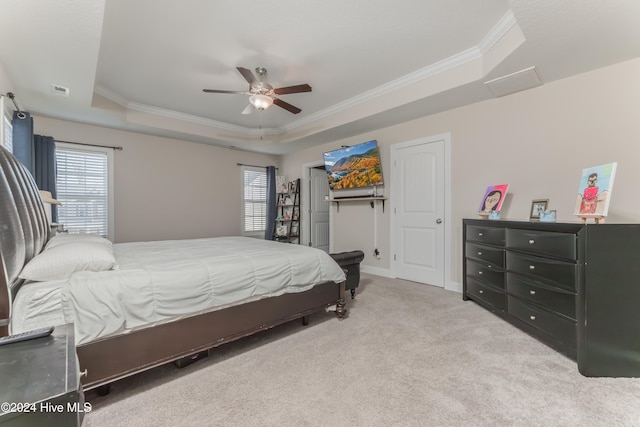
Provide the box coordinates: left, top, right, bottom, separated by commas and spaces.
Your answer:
463, 219, 640, 377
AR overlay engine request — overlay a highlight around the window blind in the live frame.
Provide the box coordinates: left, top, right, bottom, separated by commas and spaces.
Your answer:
0, 96, 13, 152
2, 114, 12, 152
242, 167, 267, 233
56, 147, 109, 236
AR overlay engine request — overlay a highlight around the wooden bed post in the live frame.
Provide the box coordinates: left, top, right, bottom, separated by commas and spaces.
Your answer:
335, 281, 347, 319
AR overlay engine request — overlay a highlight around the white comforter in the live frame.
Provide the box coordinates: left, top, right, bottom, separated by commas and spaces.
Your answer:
12, 237, 346, 344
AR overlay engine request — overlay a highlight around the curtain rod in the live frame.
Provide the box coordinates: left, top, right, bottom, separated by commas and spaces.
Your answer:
4, 92, 26, 119
55, 139, 123, 151
237, 163, 278, 170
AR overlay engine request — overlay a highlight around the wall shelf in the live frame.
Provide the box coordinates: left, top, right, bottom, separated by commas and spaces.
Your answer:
328, 196, 386, 212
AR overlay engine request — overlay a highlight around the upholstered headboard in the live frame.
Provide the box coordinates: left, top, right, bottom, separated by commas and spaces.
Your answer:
0, 145, 50, 334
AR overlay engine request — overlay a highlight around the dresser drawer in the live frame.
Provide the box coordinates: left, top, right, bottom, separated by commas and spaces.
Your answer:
506, 229, 576, 260
466, 259, 504, 289
506, 272, 576, 319
506, 252, 576, 292
465, 242, 504, 268
466, 225, 505, 246
508, 296, 576, 348
466, 277, 505, 310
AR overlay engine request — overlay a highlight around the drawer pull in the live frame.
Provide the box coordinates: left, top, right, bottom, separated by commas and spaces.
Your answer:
477, 251, 482, 256
529, 265, 535, 270
478, 271, 483, 275
529, 239, 535, 244
80, 369, 88, 377
529, 315, 536, 321
529, 290, 536, 295
478, 232, 484, 237
479, 290, 484, 294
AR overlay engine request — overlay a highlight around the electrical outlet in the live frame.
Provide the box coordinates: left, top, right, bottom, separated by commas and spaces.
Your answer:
51, 84, 70, 97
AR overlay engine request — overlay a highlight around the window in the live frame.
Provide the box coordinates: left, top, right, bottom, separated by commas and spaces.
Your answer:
55, 142, 114, 240
0, 95, 12, 152
241, 166, 267, 236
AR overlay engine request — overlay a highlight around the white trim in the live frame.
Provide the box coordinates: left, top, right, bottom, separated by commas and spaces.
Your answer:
389, 132, 453, 291
239, 165, 267, 238
360, 267, 462, 293
447, 280, 463, 294
477, 10, 517, 54
361, 265, 394, 278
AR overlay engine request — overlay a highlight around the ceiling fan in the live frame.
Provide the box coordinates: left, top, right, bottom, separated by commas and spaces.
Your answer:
203, 67, 311, 115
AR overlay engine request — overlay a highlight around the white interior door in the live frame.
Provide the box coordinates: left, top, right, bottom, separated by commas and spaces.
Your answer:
393, 137, 446, 287
309, 167, 330, 252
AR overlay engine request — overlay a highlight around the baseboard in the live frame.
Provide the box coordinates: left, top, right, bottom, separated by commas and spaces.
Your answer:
445, 280, 462, 294
360, 265, 394, 278
361, 265, 463, 294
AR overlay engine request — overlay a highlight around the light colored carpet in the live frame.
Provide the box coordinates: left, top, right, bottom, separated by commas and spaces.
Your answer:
83, 273, 640, 427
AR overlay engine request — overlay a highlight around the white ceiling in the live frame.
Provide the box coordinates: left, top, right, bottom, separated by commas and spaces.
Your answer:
1, 0, 639, 155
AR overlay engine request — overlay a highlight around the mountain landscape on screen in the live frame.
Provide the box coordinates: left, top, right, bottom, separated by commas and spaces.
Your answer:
323, 140, 383, 190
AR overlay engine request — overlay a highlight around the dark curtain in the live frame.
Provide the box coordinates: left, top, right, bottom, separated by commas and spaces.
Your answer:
12, 111, 34, 174
11, 111, 59, 222
264, 166, 277, 240
34, 135, 58, 222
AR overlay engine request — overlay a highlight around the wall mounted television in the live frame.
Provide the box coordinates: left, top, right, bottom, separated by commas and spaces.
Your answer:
323, 140, 383, 191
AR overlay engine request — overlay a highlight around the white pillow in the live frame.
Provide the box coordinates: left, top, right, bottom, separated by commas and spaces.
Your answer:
19, 241, 118, 282
45, 233, 112, 250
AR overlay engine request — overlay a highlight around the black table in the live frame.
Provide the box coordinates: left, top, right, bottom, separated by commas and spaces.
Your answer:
0, 324, 85, 426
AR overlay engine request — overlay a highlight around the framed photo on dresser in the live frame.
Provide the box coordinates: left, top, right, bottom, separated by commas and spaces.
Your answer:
529, 199, 548, 221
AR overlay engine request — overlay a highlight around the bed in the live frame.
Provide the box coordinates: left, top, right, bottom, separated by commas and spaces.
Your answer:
0, 145, 347, 390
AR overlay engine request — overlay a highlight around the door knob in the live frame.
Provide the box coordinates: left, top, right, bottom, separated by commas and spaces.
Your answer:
436, 218, 443, 224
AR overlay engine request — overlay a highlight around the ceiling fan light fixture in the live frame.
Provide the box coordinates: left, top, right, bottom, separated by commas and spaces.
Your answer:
249, 94, 273, 110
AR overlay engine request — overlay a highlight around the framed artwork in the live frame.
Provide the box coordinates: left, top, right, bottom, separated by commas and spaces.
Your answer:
276, 224, 288, 237
529, 199, 548, 220
478, 184, 509, 214
573, 162, 617, 217
276, 176, 287, 194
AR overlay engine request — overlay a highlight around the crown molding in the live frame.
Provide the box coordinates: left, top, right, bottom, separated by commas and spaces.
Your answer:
94, 84, 280, 136
478, 9, 518, 54
93, 10, 521, 140
282, 10, 520, 133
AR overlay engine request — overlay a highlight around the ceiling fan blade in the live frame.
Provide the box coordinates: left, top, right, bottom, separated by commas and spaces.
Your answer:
273, 84, 312, 95
273, 97, 302, 114
241, 104, 253, 115
236, 67, 258, 86
202, 89, 249, 94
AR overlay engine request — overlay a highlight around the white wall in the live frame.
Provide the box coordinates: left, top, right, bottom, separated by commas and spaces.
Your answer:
8, 57, 640, 284
282, 57, 640, 286
33, 117, 281, 243
0, 62, 13, 93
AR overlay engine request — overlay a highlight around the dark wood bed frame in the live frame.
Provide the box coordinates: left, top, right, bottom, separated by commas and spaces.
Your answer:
0, 145, 347, 390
